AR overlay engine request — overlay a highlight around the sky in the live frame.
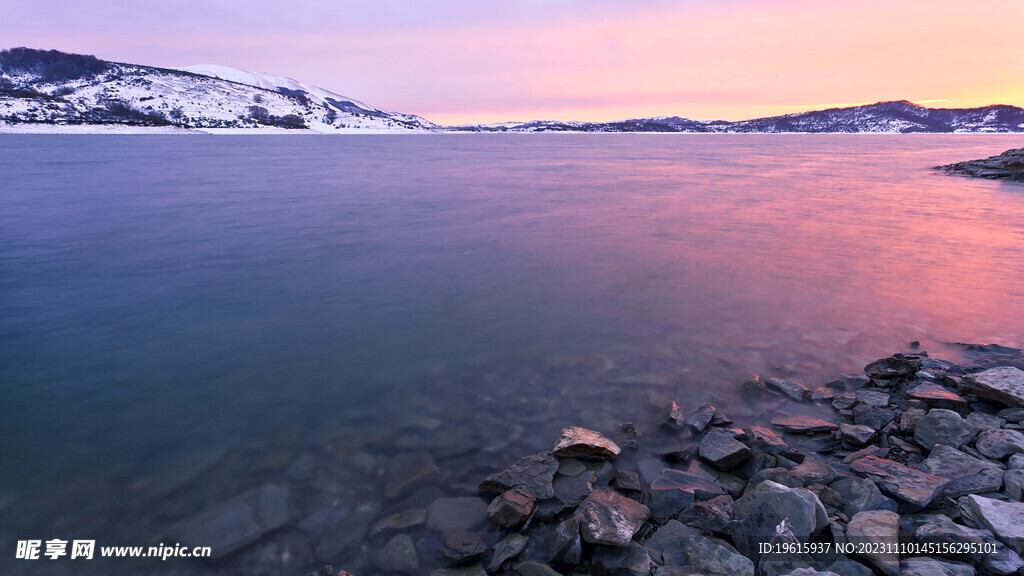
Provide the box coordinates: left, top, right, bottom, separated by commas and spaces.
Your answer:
4, 0, 1023, 125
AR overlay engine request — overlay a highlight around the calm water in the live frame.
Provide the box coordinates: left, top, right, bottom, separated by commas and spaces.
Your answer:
2, 134, 1024, 574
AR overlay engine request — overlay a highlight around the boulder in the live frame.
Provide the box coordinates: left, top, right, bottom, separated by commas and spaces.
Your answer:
960, 367, 1024, 407
1004, 469, 1024, 501
614, 422, 640, 449
480, 452, 559, 500
576, 487, 650, 547
698, 428, 752, 470
552, 427, 621, 460
487, 488, 536, 528
921, 445, 1003, 497
847, 510, 900, 576
913, 409, 977, 451
673, 532, 753, 576
427, 497, 489, 533
850, 455, 950, 509
688, 403, 717, 432
431, 566, 487, 576
855, 389, 891, 407
177, 483, 292, 558
960, 495, 1024, 555
975, 429, 1024, 460
865, 354, 922, 383
553, 470, 595, 508
643, 520, 691, 564
730, 480, 828, 558
765, 377, 811, 402
373, 534, 419, 574
385, 451, 440, 499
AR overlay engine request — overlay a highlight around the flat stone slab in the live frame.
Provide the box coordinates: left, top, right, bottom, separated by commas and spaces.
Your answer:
648, 468, 725, 522
698, 428, 752, 470
847, 510, 900, 576
487, 534, 528, 572
914, 409, 977, 451
479, 452, 559, 500
552, 427, 621, 460
771, 416, 839, 434
765, 377, 811, 402
907, 383, 968, 406
850, 455, 950, 509
961, 495, 1024, 555
961, 366, 1024, 407
177, 482, 291, 558
975, 429, 1024, 460
385, 451, 440, 499
576, 487, 650, 546
922, 444, 1003, 497
747, 425, 805, 461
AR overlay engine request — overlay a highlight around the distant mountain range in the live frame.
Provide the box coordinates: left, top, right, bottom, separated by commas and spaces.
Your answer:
2, 48, 1024, 133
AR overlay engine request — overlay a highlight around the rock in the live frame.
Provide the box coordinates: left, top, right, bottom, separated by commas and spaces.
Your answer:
643, 520, 691, 564
662, 401, 687, 430
789, 457, 837, 486
677, 494, 733, 535
480, 452, 559, 500
1011, 454, 1024, 469
553, 470, 595, 509
770, 416, 839, 434
749, 467, 801, 489
829, 477, 897, 518
850, 455, 950, 509
675, 532, 754, 576
975, 429, 1024, 460
592, 541, 653, 576
967, 411, 1005, 430
730, 480, 828, 558
756, 519, 814, 576
1000, 408, 1024, 423
688, 403, 717, 432
960, 367, 1024, 407
305, 567, 336, 576
855, 389, 891, 407
811, 388, 835, 403
960, 495, 1024, 555
439, 531, 487, 567
1004, 469, 1024, 501
517, 562, 565, 576
743, 376, 766, 398
806, 483, 844, 510
370, 508, 427, 538
576, 487, 650, 547
921, 444, 1003, 497
431, 565, 487, 576
373, 534, 419, 574
746, 426, 805, 461
900, 557, 975, 576
865, 354, 922, 383
427, 497, 489, 533
176, 483, 292, 559
385, 451, 440, 499
913, 409, 977, 451
847, 510, 899, 576
765, 377, 811, 402
552, 427, 621, 460
907, 383, 969, 407
853, 405, 897, 431
299, 503, 376, 562
833, 393, 857, 410
549, 515, 582, 565
840, 424, 877, 447
698, 428, 752, 470
613, 470, 642, 494
557, 457, 587, 477
899, 408, 927, 434
488, 534, 528, 572
614, 422, 639, 449
647, 468, 725, 521
487, 488, 536, 528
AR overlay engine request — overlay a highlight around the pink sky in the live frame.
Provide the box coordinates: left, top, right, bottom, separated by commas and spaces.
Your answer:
4, 0, 1023, 125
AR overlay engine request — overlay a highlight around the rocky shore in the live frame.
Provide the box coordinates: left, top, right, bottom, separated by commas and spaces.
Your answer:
283, 343, 1024, 576
936, 148, 1024, 181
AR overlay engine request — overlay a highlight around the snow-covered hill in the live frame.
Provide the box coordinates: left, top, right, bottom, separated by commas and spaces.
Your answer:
0, 48, 435, 132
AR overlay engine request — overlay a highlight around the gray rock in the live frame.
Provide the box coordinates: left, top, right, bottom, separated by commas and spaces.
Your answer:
613, 470, 642, 494
515, 562, 563, 576
1004, 469, 1024, 501
907, 384, 969, 407
556, 458, 587, 477
850, 455, 950, 509
960, 367, 1024, 407
847, 510, 899, 576
730, 480, 828, 559
439, 531, 487, 567
855, 389, 891, 407
552, 427, 621, 460
853, 405, 897, 431
553, 470, 595, 508
698, 428, 752, 470
370, 508, 427, 538
743, 376, 765, 398
373, 534, 419, 574
385, 451, 440, 499
786, 570, 843, 576
830, 477, 897, 518
865, 354, 922, 383
576, 487, 650, 547
675, 532, 753, 576
832, 394, 857, 411
770, 416, 839, 434
662, 401, 687, 430
921, 444, 1003, 497
549, 515, 582, 565
757, 519, 814, 576
488, 533, 528, 572
999, 408, 1024, 423
177, 483, 292, 558
487, 488, 536, 528
746, 426, 805, 461
900, 557, 975, 576
480, 452, 559, 500
689, 403, 717, 432
431, 565, 487, 576
899, 408, 928, 434
647, 468, 725, 522
914, 409, 977, 451
960, 495, 1024, 555
677, 494, 734, 535
592, 541, 653, 576
840, 424, 877, 447
748, 467, 801, 489
765, 377, 811, 402
1010, 453, 1024, 469
643, 520, 690, 564
975, 429, 1024, 460
967, 411, 1006, 430
427, 497, 489, 533
299, 503, 376, 562
789, 457, 837, 486
614, 422, 640, 449
915, 513, 1024, 575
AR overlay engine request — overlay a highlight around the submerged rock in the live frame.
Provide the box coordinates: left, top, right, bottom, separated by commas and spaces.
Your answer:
427, 497, 489, 533
373, 534, 419, 574
370, 508, 427, 538
576, 487, 650, 547
386, 451, 440, 499
552, 427, 621, 460
177, 482, 292, 558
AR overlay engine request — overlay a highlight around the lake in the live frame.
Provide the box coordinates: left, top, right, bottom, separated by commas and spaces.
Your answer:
2, 134, 1023, 574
